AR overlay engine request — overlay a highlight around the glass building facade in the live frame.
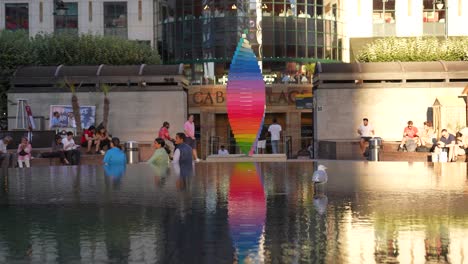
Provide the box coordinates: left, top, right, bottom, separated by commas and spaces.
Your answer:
158, 0, 343, 84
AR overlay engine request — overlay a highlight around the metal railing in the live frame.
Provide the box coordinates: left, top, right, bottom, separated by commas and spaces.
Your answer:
207, 135, 310, 159
372, 23, 396, 37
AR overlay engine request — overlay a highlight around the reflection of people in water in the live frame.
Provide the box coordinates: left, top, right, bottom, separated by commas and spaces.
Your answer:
104, 164, 126, 188
104, 164, 126, 178
150, 162, 169, 187
173, 161, 193, 191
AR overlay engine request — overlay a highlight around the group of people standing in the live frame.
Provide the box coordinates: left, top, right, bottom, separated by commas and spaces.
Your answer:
147, 114, 201, 167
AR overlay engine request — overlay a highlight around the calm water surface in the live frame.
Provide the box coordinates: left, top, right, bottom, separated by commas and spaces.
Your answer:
0, 161, 468, 263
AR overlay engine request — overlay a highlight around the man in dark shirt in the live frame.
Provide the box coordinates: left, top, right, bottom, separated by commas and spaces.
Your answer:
41, 134, 69, 165
172, 132, 193, 164
437, 129, 456, 161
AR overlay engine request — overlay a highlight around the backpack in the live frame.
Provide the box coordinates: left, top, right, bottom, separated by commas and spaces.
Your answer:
416, 146, 430, 152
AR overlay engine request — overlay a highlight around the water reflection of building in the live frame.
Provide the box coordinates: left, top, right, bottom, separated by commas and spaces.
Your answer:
1, 162, 468, 262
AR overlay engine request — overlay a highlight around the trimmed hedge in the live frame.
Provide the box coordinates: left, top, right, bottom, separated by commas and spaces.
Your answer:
356, 37, 468, 62
0, 31, 161, 129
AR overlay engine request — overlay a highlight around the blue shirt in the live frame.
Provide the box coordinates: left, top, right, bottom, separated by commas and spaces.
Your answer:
103, 147, 127, 165
51, 117, 61, 128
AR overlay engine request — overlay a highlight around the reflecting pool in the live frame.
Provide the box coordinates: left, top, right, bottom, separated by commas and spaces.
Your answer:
1, 161, 468, 263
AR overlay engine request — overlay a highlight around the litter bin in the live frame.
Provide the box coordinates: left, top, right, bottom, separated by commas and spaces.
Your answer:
368, 137, 382, 161
125, 141, 139, 164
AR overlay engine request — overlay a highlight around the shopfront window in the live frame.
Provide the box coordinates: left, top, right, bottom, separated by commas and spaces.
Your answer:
423, 0, 446, 35
55, 2, 78, 35
104, 2, 127, 39
5, 3, 29, 31
372, 0, 396, 36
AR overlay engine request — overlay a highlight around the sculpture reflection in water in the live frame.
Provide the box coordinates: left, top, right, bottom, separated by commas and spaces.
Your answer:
104, 164, 126, 187
228, 162, 265, 263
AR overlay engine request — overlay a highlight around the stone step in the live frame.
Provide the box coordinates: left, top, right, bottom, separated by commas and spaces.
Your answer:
379, 151, 431, 162
30, 154, 104, 166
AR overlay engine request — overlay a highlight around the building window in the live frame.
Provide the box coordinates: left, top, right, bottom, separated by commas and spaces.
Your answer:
5, 3, 29, 31
89, 1, 93, 22
55, 2, 78, 35
423, 0, 446, 35
138, 0, 142, 21
39, 2, 43, 23
372, 0, 396, 36
104, 2, 128, 39
373, 0, 395, 24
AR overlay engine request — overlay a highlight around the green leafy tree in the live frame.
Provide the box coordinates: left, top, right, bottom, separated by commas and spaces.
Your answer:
61, 79, 83, 135
304, 63, 316, 79
99, 83, 113, 129
0, 30, 33, 129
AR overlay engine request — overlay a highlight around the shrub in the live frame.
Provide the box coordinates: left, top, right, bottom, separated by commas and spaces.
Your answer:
356, 37, 468, 62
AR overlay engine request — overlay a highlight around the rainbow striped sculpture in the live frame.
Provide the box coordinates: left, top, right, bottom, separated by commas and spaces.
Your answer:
227, 34, 266, 155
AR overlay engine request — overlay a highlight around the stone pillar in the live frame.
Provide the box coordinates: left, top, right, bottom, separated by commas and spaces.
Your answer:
200, 111, 215, 159
286, 111, 302, 157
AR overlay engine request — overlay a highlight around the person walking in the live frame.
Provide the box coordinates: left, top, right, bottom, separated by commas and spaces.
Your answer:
256, 128, 267, 154
103, 137, 127, 165
158, 121, 175, 158
268, 118, 282, 154
147, 137, 170, 166
184, 114, 200, 162
172, 133, 193, 164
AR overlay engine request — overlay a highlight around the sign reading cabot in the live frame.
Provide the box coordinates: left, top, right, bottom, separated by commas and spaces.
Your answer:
189, 86, 312, 107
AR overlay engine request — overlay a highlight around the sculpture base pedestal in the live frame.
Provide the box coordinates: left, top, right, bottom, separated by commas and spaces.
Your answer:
205, 154, 287, 162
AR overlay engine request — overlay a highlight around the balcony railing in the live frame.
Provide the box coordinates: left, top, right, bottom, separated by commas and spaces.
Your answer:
104, 27, 128, 39
55, 28, 78, 36
372, 23, 396, 37
423, 22, 446, 36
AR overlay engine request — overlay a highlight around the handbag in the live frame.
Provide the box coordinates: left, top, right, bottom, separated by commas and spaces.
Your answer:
19, 149, 28, 156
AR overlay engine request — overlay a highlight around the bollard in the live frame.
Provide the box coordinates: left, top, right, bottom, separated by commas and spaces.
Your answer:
125, 141, 139, 164
368, 137, 383, 161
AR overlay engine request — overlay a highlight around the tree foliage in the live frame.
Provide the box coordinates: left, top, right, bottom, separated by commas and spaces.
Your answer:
0, 30, 161, 129
356, 37, 468, 62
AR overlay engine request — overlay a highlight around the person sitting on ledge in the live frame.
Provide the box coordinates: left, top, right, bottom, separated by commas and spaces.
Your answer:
218, 145, 229, 155
419, 121, 435, 147
399, 121, 419, 152
435, 129, 457, 162
357, 118, 374, 156
41, 134, 69, 165
455, 132, 468, 156
17, 137, 32, 168
62, 131, 81, 165
0, 136, 14, 168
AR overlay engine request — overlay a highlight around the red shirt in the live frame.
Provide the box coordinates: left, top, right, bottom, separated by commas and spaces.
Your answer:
81, 129, 94, 144
158, 127, 171, 140
404, 126, 418, 138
